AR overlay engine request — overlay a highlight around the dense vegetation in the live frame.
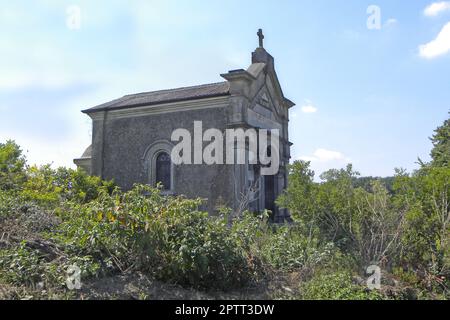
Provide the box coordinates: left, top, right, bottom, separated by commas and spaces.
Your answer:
0, 115, 448, 300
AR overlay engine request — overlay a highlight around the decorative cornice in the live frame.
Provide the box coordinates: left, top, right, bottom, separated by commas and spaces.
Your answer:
87, 96, 230, 121
220, 69, 256, 82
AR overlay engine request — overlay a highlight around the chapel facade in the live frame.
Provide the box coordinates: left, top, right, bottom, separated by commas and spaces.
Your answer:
74, 30, 294, 222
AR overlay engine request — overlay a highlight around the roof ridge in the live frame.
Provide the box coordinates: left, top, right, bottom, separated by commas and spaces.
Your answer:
83, 81, 230, 113
125, 81, 228, 97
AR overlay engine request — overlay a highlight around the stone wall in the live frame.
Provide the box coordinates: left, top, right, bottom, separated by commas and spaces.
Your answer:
94, 106, 235, 214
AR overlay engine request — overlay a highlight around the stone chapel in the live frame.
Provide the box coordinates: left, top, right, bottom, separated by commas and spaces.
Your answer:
74, 30, 294, 222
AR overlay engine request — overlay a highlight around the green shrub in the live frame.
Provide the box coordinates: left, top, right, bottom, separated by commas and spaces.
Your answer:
0, 242, 43, 287
300, 271, 384, 300
20, 165, 61, 206
0, 190, 18, 217
260, 225, 336, 273
394, 166, 450, 285
51, 184, 262, 290
52, 167, 115, 203
0, 241, 100, 299
278, 161, 405, 268
0, 140, 26, 191
21, 165, 114, 207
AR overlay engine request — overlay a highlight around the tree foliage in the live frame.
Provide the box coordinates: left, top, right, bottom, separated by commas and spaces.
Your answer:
0, 140, 26, 191
430, 113, 450, 167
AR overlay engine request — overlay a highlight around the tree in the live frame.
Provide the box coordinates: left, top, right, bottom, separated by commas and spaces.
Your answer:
0, 140, 27, 191
430, 113, 450, 167
276, 161, 316, 226
278, 162, 406, 267
395, 166, 450, 278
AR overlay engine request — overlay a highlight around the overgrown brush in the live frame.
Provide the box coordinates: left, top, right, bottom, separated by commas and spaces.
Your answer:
51, 185, 264, 290
299, 271, 383, 300
1, 134, 449, 299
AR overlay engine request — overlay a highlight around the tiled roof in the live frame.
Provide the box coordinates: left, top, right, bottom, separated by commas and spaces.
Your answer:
83, 82, 230, 113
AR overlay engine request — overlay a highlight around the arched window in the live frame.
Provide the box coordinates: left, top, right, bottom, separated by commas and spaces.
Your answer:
143, 140, 174, 194
155, 152, 171, 190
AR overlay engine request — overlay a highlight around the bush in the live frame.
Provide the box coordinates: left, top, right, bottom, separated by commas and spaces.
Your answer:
21, 165, 114, 207
278, 162, 405, 268
0, 242, 43, 287
0, 241, 100, 299
0, 190, 17, 217
51, 184, 262, 290
0, 140, 26, 191
394, 166, 450, 292
300, 271, 383, 300
260, 225, 336, 273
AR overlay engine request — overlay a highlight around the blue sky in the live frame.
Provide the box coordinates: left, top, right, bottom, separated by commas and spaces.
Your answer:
0, 0, 449, 177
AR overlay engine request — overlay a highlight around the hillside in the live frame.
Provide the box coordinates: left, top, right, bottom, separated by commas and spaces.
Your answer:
0, 116, 449, 300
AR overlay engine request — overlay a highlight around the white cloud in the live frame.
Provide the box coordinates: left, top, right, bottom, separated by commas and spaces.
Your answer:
301, 105, 317, 113
299, 148, 350, 163
300, 100, 318, 113
424, 1, 450, 17
296, 149, 352, 180
419, 21, 450, 58
313, 149, 349, 162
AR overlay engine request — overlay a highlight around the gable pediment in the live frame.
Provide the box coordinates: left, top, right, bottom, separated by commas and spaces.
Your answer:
250, 82, 285, 122
220, 46, 294, 128
245, 85, 283, 131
